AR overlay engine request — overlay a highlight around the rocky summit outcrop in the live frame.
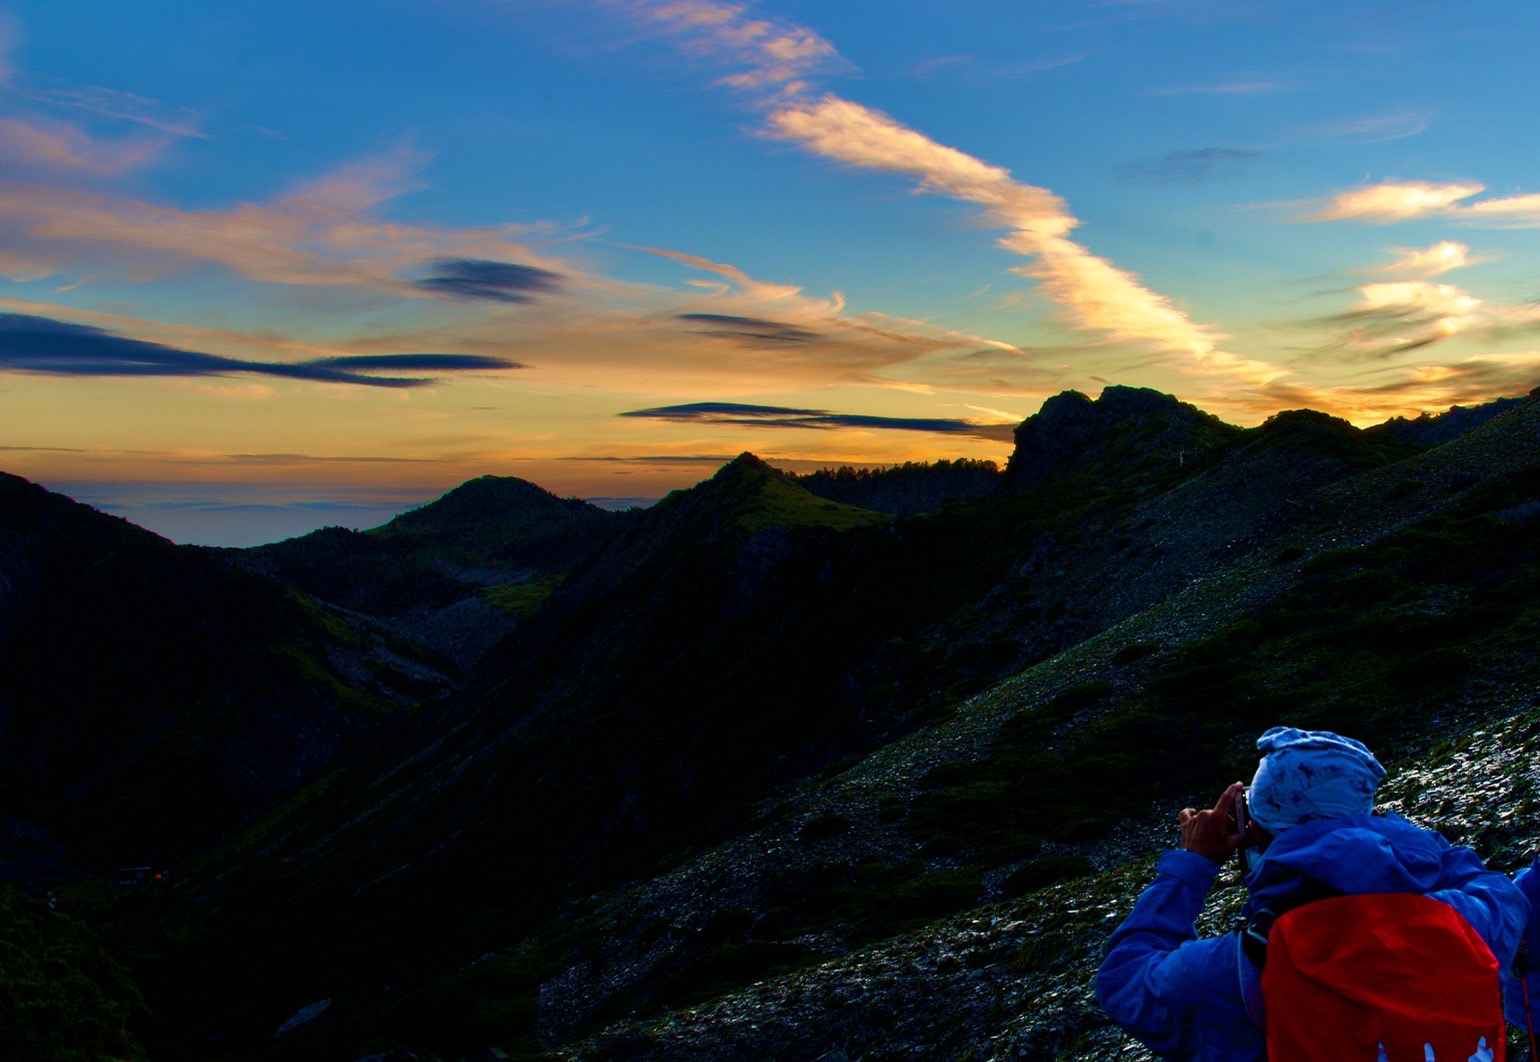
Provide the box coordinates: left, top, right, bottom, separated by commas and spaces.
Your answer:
1004, 385, 1242, 490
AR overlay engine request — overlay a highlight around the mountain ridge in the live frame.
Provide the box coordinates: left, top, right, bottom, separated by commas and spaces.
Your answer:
3, 383, 1537, 1060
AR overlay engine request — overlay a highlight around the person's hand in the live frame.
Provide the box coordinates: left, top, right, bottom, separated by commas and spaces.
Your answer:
1178, 781, 1246, 864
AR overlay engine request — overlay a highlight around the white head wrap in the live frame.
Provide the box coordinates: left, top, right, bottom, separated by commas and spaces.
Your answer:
1248, 726, 1385, 834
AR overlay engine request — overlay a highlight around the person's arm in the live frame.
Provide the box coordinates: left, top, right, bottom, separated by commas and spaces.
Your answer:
1096, 784, 1253, 1053
1425, 844, 1529, 972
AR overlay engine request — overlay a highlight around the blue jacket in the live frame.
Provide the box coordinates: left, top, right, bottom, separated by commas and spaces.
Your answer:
1095, 813, 1529, 1061
1505, 855, 1540, 1030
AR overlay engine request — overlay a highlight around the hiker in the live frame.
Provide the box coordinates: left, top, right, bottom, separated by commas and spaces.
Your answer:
1096, 726, 1529, 1060
1506, 854, 1540, 1043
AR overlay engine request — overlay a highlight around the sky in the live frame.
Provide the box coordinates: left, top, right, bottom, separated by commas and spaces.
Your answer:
4, 1, 1540, 546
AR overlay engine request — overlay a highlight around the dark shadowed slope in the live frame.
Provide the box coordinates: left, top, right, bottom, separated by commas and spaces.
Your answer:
0, 473, 456, 876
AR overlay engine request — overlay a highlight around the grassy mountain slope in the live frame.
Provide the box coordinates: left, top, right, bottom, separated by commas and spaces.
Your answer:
237, 475, 633, 668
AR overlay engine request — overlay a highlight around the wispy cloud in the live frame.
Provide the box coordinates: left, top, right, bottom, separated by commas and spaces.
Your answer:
637, 245, 808, 302
28, 85, 208, 139
912, 53, 1089, 82
1299, 108, 1432, 144
1300, 180, 1540, 228
0, 313, 523, 387
1343, 280, 1484, 357
620, 400, 1015, 440
676, 312, 819, 345
566, 453, 739, 465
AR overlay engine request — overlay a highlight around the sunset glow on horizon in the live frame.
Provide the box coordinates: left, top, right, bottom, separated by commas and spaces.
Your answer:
4, 1, 1540, 544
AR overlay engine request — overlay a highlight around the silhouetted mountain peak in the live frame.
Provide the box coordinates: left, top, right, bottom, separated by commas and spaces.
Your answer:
710, 450, 777, 485
1238, 407, 1420, 475
1258, 407, 1355, 435
1004, 385, 1240, 488
657, 452, 879, 539
379, 474, 585, 538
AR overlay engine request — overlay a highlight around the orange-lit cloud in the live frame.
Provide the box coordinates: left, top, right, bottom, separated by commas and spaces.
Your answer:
1355, 281, 1479, 320
1175, 350, 1540, 429
0, 117, 169, 176
1303, 180, 1484, 222
1460, 192, 1540, 227
0, 152, 565, 291
1307, 279, 1540, 362
765, 95, 1261, 376
604, 5, 1303, 392
637, 245, 809, 303
1302, 180, 1540, 228
1345, 354, 1540, 413
605, 1, 1296, 399
0, 117, 986, 398
611, 0, 847, 95
1379, 241, 1474, 276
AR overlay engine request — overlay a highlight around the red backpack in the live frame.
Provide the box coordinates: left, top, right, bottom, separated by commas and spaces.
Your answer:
1244, 891, 1505, 1061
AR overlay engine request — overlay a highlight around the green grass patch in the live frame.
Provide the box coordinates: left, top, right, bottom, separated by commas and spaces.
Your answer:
483, 573, 566, 616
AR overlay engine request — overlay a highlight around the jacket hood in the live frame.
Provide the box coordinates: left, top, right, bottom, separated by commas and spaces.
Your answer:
1241, 812, 1451, 917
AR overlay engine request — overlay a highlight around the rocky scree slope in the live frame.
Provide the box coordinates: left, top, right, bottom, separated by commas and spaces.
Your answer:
536, 393, 1540, 1060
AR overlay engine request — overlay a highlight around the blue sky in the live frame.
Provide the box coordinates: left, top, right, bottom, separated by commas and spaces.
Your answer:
3, 1, 1539, 544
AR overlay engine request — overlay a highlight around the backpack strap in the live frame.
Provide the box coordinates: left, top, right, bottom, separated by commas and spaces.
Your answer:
1239, 908, 1275, 970
1517, 939, 1539, 1062
1237, 877, 1344, 971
